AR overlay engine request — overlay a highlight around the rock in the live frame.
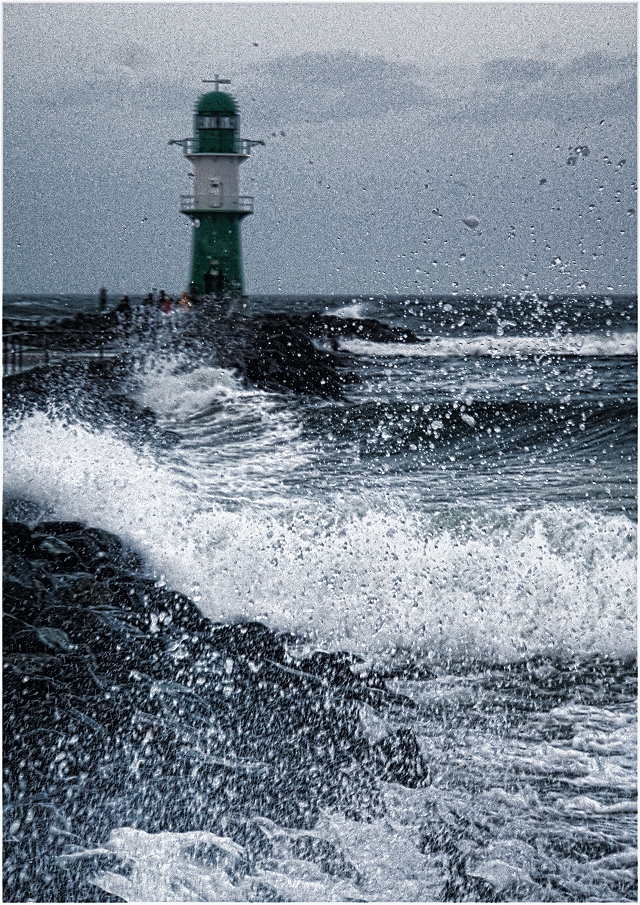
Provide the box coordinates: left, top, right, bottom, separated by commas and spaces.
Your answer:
302, 313, 419, 345
3, 297, 418, 401
367, 727, 427, 787
3, 359, 179, 449
3, 510, 428, 902
3, 520, 37, 557
189, 306, 357, 398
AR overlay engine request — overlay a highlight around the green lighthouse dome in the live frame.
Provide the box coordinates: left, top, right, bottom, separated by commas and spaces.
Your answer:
195, 90, 239, 153
197, 91, 238, 116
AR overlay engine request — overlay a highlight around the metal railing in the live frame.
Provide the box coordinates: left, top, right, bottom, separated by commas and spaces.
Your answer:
180, 194, 254, 214
181, 137, 257, 156
3, 332, 27, 375
2, 330, 112, 376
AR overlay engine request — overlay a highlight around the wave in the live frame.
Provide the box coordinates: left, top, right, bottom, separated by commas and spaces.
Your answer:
340, 330, 637, 358
133, 358, 314, 503
333, 396, 638, 462
86, 814, 444, 902
325, 300, 373, 320
4, 410, 636, 671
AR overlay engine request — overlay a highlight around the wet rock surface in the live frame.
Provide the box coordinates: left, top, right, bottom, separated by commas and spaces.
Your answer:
4, 297, 418, 400
204, 314, 355, 398
3, 509, 426, 902
4, 310, 122, 351
160, 300, 364, 398
3, 358, 180, 450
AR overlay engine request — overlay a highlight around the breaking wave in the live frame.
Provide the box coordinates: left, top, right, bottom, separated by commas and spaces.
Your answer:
4, 407, 635, 672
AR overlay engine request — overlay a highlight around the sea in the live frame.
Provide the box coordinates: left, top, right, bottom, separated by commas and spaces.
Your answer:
3, 290, 637, 902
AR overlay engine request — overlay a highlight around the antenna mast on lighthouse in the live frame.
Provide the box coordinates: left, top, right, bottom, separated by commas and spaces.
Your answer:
170, 77, 262, 297
202, 75, 231, 91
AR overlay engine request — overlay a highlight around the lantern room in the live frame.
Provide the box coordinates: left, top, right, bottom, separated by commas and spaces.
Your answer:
195, 91, 239, 154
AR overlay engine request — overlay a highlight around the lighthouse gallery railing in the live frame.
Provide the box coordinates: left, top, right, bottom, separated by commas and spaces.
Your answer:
181, 138, 257, 156
180, 195, 254, 214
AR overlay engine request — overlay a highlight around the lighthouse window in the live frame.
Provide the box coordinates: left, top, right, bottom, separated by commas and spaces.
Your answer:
196, 115, 237, 130
208, 180, 222, 206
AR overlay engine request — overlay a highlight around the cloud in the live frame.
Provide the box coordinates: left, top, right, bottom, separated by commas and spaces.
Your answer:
243, 48, 636, 135
564, 50, 634, 76
446, 52, 636, 128
483, 57, 552, 86
112, 40, 152, 72
248, 52, 431, 125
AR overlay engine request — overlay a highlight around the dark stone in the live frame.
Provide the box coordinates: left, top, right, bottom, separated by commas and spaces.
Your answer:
208, 620, 290, 662
33, 523, 144, 576
3, 520, 38, 558
3, 361, 179, 450
31, 534, 86, 572
3, 511, 429, 901
185, 305, 356, 398
3, 296, 420, 402
297, 649, 378, 687
302, 312, 419, 345
367, 727, 428, 787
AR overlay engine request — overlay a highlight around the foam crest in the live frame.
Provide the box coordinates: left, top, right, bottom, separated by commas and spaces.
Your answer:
134, 358, 273, 421
130, 357, 314, 502
90, 814, 443, 902
327, 301, 371, 320
4, 412, 636, 669
342, 330, 637, 358
184, 503, 636, 668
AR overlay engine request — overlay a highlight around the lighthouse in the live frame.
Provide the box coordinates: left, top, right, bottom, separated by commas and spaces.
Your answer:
172, 77, 262, 297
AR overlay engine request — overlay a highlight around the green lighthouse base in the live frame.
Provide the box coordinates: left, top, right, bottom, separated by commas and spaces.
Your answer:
188, 212, 246, 297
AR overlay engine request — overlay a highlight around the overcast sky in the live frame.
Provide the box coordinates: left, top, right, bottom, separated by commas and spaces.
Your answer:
3, 2, 637, 296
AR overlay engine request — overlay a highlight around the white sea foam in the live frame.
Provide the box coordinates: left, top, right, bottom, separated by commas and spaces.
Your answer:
133, 357, 288, 422
132, 359, 314, 504
341, 330, 637, 358
88, 812, 444, 902
4, 410, 636, 670
326, 301, 371, 320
